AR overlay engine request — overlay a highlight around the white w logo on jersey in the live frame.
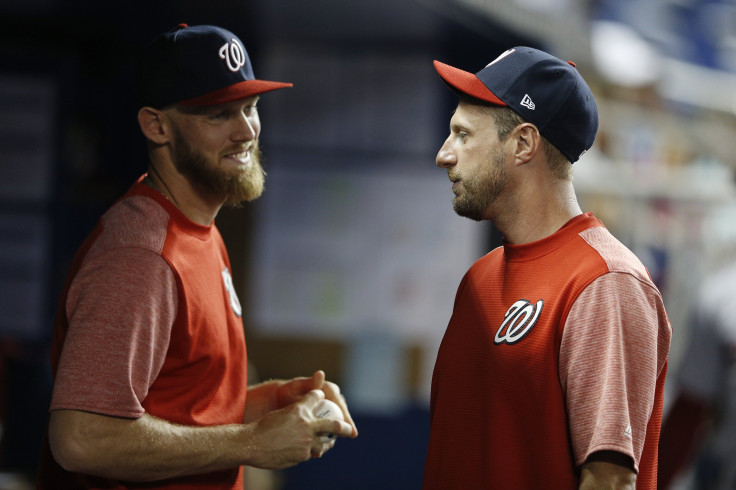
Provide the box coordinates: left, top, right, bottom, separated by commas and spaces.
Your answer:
221, 268, 242, 317
494, 299, 543, 345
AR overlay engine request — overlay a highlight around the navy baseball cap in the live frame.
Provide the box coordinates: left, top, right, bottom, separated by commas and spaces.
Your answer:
134, 24, 293, 109
434, 47, 598, 163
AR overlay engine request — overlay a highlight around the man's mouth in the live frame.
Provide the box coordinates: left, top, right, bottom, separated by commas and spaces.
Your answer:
448, 174, 461, 194
224, 148, 251, 166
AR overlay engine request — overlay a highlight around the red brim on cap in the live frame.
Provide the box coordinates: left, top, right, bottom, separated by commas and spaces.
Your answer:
179, 79, 293, 106
433, 60, 506, 106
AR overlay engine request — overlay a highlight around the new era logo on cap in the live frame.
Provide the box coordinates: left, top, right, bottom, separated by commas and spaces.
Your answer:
433, 46, 599, 163
520, 94, 535, 110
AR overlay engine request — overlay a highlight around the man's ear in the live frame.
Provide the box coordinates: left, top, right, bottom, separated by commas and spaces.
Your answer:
512, 123, 541, 166
137, 107, 170, 144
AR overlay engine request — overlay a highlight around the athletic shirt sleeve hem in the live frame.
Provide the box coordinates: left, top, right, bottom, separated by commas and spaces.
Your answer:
48, 403, 145, 420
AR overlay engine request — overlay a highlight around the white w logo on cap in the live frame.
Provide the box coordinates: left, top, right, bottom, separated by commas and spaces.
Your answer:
486, 48, 515, 67
219, 39, 246, 72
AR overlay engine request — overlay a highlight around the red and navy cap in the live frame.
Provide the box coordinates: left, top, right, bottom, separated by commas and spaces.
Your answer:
134, 24, 292, 109
434, 47, 598, 163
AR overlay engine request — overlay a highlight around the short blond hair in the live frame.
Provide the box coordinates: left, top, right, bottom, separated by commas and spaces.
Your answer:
493, 106, 572, 180
461, 96, 572, 180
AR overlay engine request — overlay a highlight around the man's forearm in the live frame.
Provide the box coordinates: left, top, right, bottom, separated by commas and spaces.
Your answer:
49, 391, 352, 482
579, 451, 636, 490
49, 409, 254, 482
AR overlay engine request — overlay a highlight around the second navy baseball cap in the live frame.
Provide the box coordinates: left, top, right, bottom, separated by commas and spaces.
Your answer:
134, 24, 293, 109
434, 47, 598, 163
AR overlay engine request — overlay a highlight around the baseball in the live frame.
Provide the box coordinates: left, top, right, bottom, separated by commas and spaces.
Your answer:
313, 398, 344, 443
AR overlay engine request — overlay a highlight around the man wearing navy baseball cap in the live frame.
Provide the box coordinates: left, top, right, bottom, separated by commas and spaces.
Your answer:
423, 47, 671, 489
38, 24, 357, 489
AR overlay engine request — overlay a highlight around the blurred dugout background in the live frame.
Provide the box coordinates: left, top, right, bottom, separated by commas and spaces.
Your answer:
2, 0, 736, 488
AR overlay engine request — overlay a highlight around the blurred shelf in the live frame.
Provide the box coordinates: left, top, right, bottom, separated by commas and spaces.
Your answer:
575, 152, 736, 203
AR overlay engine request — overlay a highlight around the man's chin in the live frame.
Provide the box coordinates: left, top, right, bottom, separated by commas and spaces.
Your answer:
221, 172, 265, 206
452, 201, 484, 222
224, 188, 264, 207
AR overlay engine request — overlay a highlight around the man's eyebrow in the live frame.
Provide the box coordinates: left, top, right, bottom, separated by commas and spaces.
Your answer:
449, 117, 470, 131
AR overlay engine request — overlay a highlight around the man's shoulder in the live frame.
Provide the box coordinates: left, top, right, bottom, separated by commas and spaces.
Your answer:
95, 194, 171, 255
577, 226, 649, 280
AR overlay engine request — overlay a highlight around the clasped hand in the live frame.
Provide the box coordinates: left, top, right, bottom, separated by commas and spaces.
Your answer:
246, 370, 357, 469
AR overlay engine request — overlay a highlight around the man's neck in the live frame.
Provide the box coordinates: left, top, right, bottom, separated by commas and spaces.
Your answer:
145, 165, 223, 226
495, 182, 582, 245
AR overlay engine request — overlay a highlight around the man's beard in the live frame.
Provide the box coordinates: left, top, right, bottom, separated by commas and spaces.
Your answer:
171, 128, 266, 206
450, 146, 508, 222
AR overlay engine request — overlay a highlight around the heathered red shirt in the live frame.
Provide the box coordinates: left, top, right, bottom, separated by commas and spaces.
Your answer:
423, 213, 671, 489
38, 175, 247, 489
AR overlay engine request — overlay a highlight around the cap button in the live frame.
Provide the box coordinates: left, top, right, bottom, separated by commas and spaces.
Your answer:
178, 23, 188, 29
567, 61, 577, 68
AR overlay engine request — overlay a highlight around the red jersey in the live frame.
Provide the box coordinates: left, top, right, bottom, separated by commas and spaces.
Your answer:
423, 213, 671, 489
38, 176, 247, 489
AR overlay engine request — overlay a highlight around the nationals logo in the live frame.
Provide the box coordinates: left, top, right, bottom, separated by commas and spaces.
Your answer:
219, 38, 246, 72
494, 299, 544, 345
221, 268, 242, 317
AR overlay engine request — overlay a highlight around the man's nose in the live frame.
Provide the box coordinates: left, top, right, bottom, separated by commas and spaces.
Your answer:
232, 114, 258, 142
436, 138, 457, 168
